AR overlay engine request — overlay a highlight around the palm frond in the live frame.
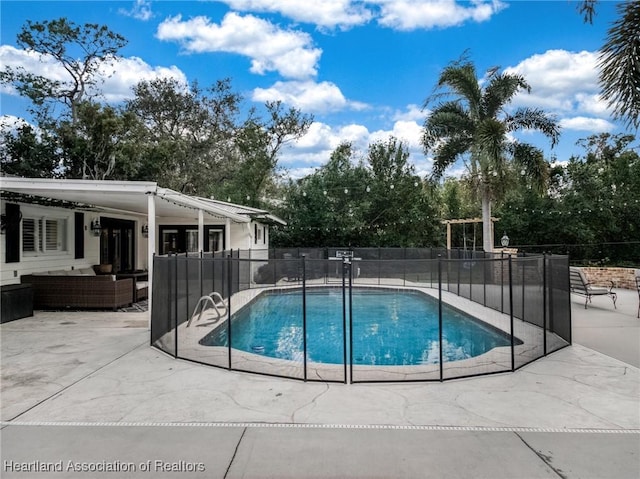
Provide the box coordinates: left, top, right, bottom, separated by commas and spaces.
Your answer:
422, 102, 473, 151
578, 0, 598, 24
510, 142, 549, 194
506, 108, 561, 147
428, 136, 473, 180
598, 1, 640, 130
433, 61, 483, 115
483, 73, 530, 118
476, 118, 506, 164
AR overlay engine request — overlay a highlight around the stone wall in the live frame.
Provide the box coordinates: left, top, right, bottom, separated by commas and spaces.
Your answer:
581, 267, 640, 290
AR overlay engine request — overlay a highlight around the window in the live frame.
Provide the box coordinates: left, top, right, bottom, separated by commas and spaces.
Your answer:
22, 218, 37, 252
22, 216, 68, 254
254, 223, 262, 244
186, 229, 199, 253
208, 229, 223, 252
158, 225, 225, 254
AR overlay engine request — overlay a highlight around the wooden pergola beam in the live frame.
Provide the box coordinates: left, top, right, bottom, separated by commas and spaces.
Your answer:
441, 217, 500, 250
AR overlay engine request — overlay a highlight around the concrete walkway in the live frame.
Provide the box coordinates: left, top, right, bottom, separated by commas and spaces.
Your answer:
1, 290, 639, 478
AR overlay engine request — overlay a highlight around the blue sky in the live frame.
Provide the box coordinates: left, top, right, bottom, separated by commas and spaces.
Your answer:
0, 0, 624, 179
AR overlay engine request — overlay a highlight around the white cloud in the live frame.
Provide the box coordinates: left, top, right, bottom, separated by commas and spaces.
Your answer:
0, 46, 68, 96
0, 114, 31, 132
252, 80, 368, 113
101, 57, 187, 102
504, 50, 606, 112
118, 0, 154, 21
374, 120, 423, 149
0, 45, 187, 104
559, 117, 615, 132
220, 0, 373, 30
503, 49, 617, 141
220, 1, 506, 31
280, 119, 431, 176
373, 0, 507, 31
575, 92, 610, 116
156, 13, 321, 79
392, 103, 425, 122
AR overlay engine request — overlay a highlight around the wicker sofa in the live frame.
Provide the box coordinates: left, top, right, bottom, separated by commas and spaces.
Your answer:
21, 268, 133, 310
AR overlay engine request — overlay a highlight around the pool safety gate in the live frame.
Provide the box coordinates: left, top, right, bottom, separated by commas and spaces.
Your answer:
150, 249, 571, 383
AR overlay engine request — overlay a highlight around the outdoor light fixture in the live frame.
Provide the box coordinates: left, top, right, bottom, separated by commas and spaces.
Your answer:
141, 223, 149, 238
501, 232, 510, 247
90, 218, 102, 237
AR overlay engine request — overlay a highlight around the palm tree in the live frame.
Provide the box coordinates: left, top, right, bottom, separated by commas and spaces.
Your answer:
422, 57, 560, 252
598, 1, 640, 130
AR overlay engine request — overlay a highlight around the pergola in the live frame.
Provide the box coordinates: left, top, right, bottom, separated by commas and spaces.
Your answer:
441, 217, 500, 251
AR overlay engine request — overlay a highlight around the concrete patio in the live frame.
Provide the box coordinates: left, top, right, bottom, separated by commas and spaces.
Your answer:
1, 288, 639, 478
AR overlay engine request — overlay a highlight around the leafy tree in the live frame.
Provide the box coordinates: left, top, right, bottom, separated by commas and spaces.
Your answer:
496, 133, 640, 264
0, 18, 127, 125
221, 101, 313, 207
272, 139, 442, 248
363, 138, 439, 246
0, 124, 60, 177
273, 143, 370, 247
56, 101, 139, 180
125, 78, 241, 193
421, 56, 560, 251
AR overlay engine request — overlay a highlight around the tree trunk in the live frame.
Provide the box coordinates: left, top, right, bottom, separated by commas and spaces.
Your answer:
481, 186, 493, 252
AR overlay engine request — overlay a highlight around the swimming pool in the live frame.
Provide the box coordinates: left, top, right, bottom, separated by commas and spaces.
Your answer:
199, 288, 515, 366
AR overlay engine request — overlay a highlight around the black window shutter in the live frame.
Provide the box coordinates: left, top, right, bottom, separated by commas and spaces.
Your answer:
5, 203, 20, 263
74, 212, 84, 259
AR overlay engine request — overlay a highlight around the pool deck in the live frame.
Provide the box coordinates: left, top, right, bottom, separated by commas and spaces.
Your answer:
1, 288, 639, 478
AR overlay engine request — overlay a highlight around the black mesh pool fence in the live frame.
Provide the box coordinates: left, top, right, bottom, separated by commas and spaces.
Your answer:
150, 249, 571, 383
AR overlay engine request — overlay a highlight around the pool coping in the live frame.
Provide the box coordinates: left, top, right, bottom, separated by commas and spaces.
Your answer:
158, 280, 568, 382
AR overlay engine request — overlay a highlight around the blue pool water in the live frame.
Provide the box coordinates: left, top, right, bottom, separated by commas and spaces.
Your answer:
199, 288, 514, 365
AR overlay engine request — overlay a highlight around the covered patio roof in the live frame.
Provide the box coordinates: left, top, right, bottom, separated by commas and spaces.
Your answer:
1, 177, 285, 327
0, 177, 285, 225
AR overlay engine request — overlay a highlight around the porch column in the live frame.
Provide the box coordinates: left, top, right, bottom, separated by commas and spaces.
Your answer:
198, 209, 204, 253
225, 218, 231, 252
147, 193, 156, 329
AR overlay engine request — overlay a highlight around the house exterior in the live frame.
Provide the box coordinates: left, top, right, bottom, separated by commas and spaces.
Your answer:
0, 178, 285, 295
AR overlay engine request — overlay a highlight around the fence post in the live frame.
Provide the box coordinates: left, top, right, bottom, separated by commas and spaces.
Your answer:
185, 254, 190, 325
501, 251, 505, 314
543, 253, 547, 356
173, 253, 178, 359
522, 255, 526, 323
349, 255, 354, 383
438, 256, 444, 381
342, 258, 348, 384
509, 255, 515, 371
302, 255, 307, 382
457, 255, 461, 297
227, 254, 232, 370
483, 257, 487, 307
199, 250, 203, 300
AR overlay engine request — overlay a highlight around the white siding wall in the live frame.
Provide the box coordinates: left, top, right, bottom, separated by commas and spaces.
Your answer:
1, 201, 275, 286
1, 203, 94, 286
229, 223, 250, 251
0, 202, 148, 286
